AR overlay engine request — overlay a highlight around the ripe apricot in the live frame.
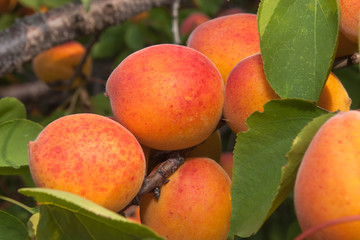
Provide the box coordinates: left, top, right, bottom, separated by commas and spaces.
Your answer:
339, 0, 360, 44
106, 44, 224, 151
32, 41, 92, 90
294, 110, 360, 239
224, 53, 351, 133
187, 13, 260, 82
140, 157, 231, 240
28, 113, 146, 212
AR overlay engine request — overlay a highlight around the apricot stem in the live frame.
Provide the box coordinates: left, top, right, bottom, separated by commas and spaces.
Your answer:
332, 52, 359, 70
294, 215, 360, 240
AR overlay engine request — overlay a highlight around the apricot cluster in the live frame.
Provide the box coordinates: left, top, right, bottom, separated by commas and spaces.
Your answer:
28, 9, 356, 240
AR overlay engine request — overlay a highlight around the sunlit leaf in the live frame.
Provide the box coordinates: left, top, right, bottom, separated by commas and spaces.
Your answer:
258, 0, 339, 101
19, 188, 164, 240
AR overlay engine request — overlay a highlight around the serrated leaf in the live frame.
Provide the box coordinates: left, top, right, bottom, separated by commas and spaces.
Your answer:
229, 99, 327, 238
0, 119, 43, 175
258, 0, 339, 101
0, 210, 29, 240
279, 112, 335, 202
0, 97, 26, 122
19, 188, 164, 240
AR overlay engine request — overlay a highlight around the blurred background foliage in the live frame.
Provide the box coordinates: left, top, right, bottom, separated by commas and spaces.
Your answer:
0, 0, 359, 239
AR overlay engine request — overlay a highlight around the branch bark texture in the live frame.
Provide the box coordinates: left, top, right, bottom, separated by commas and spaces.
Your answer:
0, 0, 172, 76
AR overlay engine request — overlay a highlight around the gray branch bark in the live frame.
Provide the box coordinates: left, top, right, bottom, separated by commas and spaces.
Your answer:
0, 0, 172, 77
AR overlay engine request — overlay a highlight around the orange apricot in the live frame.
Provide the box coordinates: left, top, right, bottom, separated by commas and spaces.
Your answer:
187, 13, 260, 82
223, 53, 351, 133
106, 44, 224, 151
219, 152, 234, 179
28, 113, 146, 212
339, 0, 360, 44
294, 110, 360, 239
140, 157, 231, 240
32, 41, 92, 90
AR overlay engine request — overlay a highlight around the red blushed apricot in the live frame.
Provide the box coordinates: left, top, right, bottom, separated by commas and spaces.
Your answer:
187, 13, 260, 82
106, 44, 224, 151
339, 0, 360, 44
140, 157, 231, 240
180, 12, 210, 36
224, 53, 351, 133
294, 110, 360, 239
28, 113, 146, 212
32, 41, 92, 90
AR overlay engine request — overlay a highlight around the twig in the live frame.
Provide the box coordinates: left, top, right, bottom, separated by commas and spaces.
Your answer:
171, 0, 181, 44
332, 52, 360, 70
0, 0, 172, 76
120, 118, 227, 213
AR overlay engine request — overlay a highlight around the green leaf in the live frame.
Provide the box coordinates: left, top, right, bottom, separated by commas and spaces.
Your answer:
229, 99, 327, 238
91, 93, 113, 116
124, 24, 146, 51
19, 188, 165, 240
91, 24, 127, 59
0, 97, 26, 123
258, 0, 339, 101
0, 119, 43, 175
193, 0, 223, 16
27, 213, 40, 239
0, 210, 29, 240
278, 112, 335, 208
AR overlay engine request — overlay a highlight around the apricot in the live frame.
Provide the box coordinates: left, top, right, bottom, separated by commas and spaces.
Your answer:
106, 44, 224, 151
32, 41, 92, 90
339, 0, 360, 44
140, 157, 231, 240
187, 130, 222, 162
180, 12, 210, 37
187, 13, 260, 82
294, 110, 360, 239
223, 53, 351, 133
336, 30, 358, 58
219, 152, 234, 179
28, 113, 146, 212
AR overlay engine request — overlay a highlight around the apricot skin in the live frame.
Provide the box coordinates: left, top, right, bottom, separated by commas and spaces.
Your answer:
219, 152, 234, 179
28, 113, 146, 212
187, 13, 260, 82
187, 130, 222, 162
224, 53, 351, 133
140, 157, 231, 240
32, 41, 92, 90
339, 0, 360, 43
294, 110, 360, 240
106, 44, 224, 151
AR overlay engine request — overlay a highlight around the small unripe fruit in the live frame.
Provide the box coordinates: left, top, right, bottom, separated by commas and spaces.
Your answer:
28, 113, 146, 212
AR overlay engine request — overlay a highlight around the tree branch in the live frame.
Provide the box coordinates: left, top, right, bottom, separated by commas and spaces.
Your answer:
0, 0, 172, 76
